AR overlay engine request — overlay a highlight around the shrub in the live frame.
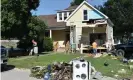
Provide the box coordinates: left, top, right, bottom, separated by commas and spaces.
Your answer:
30, 66, 47, 79
43, 37, 53, 51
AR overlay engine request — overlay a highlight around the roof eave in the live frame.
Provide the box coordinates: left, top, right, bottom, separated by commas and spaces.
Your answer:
107, 18, 114, 26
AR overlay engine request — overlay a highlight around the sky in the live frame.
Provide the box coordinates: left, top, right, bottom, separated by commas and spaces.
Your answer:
32, 0, 107, 15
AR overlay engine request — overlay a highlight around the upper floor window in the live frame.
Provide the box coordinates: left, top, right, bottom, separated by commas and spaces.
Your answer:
69, 11, 72, 15
64, 12, 67, 20
59, 13, 62, 20
83, 10, 88, 20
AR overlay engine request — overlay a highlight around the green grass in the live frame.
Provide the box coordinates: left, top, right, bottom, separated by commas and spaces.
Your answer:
85, 56, 133, 79
8, 53, 83, 68
8, 52, 133, 79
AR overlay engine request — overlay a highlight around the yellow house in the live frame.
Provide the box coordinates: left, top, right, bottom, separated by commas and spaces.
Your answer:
38, 1, 114, 52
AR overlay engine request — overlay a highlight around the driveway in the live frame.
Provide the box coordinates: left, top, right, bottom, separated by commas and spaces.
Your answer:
1, 68, 43, 80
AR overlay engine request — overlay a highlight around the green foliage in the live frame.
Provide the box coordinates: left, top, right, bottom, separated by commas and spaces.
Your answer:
1, 0, 43, 39
30, 66, 47, 79
71, 0, 84, 6
28, 16, 47, 39
43, 37, 53, 51
1, 0, 47, 51
99, 0, 133, 37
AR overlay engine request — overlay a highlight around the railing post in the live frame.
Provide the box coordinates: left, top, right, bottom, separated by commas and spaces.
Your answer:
80, 43, 83, 54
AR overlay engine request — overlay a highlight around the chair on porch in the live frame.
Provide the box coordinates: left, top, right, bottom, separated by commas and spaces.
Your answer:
65, 41, 77, 54
65, 41, 70, 53
53, 42, 59, 52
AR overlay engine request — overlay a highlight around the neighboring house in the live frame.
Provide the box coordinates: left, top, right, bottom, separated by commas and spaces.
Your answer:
38, 1, 114, 51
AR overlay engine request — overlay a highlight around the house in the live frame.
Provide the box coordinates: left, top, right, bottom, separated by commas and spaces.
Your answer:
38, 1, 114, 52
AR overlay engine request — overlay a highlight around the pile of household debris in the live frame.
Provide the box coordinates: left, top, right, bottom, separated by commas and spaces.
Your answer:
30, 58, 119, 80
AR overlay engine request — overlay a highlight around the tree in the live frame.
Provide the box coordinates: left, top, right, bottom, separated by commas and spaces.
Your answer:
28, 16, 46, 41
1, 0, 40, 39
71, 0, 85, 6
99, 0, 133, 37
17, 16, 46, 50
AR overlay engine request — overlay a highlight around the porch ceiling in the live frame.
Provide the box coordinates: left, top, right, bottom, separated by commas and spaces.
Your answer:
46, 27, 66, 30
82, 24, 107, 28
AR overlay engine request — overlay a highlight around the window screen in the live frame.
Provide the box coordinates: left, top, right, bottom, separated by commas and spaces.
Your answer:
59, 13, 62, 20
83, 10, 88, 20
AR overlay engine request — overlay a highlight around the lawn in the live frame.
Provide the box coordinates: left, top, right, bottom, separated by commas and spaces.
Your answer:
8, 52, 133, 79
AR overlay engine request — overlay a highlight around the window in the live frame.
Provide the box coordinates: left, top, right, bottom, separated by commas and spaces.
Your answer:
45, 31, 50, 37
59, 13, 62, 20
83, 10, 88, 20
64, 12, 67, 20
69, 11, 72, 15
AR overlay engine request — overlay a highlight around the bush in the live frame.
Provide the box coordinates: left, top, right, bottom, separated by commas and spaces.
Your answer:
43, 37, 53, 51
30, 66, 47, 79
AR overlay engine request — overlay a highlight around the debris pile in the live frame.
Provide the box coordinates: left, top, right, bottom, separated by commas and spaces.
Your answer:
30, 59, 97, 80
30, 62, 73, 79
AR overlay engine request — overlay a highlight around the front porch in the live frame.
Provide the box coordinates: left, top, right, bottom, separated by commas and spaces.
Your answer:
69, 22, 113, 53
80, 24, 107, 46
45, 22, 113, 53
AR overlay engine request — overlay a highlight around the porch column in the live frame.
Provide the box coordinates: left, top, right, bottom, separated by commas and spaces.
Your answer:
67, 12, 70, 17
75, 27, 82, 50
50, 30, 52, 38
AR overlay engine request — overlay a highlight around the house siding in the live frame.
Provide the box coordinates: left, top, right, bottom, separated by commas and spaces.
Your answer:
66, 3, 109, 49
67, 3, 92, 25
52, 30, 66, 47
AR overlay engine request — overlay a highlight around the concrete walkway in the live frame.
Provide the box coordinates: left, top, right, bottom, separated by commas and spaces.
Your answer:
1, 68, 43, 80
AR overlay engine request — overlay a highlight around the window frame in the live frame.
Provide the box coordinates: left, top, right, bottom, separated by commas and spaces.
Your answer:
83, 9, 89, 21
64, 12, 67, 20
59, 12, 62, 20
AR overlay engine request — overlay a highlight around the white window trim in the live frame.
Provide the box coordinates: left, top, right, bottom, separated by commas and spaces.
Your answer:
62, 12, 64, 21
82, 9, 89, 21
57, 12, 63, 22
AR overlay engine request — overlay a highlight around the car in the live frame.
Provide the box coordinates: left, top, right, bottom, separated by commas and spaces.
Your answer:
1, 46, 8, 69
114, 38, 133, 58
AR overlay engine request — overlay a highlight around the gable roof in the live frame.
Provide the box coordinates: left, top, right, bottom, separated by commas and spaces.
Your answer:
64, 5, 79, 10
65, 1, 109, 22
57, 5, 78, 12
38, 14, 66, 28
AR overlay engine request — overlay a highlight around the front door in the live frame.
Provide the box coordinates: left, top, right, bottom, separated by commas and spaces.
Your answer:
66, 33, 70, 42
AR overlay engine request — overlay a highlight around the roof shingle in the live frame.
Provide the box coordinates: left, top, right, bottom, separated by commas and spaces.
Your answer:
64, 5, 78, 10
38, 14, 66, 27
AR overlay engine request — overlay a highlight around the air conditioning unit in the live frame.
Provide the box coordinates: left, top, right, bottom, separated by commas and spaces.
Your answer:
72, 59, 91, 80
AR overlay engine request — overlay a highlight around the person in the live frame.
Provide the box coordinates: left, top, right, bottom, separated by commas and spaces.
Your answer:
92, 40, 98, 56
32, 39, 38, 55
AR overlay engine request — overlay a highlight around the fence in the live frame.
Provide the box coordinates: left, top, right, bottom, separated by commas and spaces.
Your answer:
1, 40, 20, 48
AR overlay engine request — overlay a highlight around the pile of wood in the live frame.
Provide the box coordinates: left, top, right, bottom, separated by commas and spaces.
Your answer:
51, 62, 72, 80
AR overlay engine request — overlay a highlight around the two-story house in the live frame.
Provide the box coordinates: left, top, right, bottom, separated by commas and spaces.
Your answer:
38, 1, 114, 52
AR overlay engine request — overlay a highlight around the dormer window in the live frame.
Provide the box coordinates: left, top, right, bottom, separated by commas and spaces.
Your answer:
69, 11, 72, 15
83, 10, 88, 20
59, 13, 62, 20
64, 12, 67, 20
57, 11, 71, 22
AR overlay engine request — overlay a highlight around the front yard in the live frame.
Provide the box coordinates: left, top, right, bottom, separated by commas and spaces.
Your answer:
8, 52, 133, 79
